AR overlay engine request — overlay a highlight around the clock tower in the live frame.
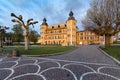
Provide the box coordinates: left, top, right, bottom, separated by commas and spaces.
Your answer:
66, 11, 77, 46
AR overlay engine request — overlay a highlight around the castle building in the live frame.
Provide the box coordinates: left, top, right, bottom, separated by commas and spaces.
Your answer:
38, 11, 100, 46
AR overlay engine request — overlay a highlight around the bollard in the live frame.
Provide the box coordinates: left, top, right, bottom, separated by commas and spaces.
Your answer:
12, 49, 20, 57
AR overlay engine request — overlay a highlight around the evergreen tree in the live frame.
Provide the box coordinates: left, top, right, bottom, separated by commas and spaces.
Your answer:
29, 30, 39, 44
12, 24, 23, 44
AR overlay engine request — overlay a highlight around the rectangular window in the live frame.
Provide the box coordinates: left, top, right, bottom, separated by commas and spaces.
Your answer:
68, 34, 70, 37
85, 37, 86, 40
81, 37, 83, 40
81, 33, 83, 35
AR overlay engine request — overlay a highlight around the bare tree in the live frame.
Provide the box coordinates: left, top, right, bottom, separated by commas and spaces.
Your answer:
11, 13, 38, 50
12, 24, 23, 44
82, 0, 120, 46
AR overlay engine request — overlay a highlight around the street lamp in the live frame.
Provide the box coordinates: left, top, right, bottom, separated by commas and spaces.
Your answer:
101, 27, 106, 47
11, 13, 38, 50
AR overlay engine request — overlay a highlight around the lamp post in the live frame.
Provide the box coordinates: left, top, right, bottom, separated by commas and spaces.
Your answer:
101, 28, 106, 47
11, 13, 38, 50
0, 26, 9, 48
9, 32, 13, 46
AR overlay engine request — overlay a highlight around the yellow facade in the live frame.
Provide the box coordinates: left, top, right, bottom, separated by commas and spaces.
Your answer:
77, 30, 100, 45
38, 11, 100, 46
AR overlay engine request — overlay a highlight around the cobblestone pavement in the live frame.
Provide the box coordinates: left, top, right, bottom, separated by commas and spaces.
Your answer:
47, 45, 118, 65
0, 57, 120, 80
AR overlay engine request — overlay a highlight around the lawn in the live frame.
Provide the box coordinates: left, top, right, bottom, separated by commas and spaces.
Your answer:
113, 41, 120, 44
101, 46, 120, 61
3, 46, 75, 56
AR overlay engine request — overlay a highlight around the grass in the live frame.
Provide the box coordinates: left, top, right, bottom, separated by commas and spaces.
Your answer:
113, 41, 120, 44
3, 46, 75, 56
101, 46, 120, 61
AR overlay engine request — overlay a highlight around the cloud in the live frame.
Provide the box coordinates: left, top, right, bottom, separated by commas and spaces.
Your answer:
0, 0, 91, 33
64, 0, 83, 11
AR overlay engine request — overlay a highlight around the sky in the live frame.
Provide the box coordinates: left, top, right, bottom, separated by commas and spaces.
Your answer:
0, 0, 91, 34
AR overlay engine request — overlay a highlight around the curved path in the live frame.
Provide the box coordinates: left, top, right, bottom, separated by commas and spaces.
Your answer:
0, 45, 119, 80
47, 45, 118, 65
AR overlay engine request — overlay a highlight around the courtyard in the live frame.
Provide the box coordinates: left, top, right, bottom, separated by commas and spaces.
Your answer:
0, 0, 120, 80
0, 45, 120, 80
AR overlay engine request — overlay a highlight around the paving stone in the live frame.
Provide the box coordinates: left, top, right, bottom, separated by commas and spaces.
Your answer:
0, 57, 119, 80
0, 69, 12, 80
63, 64, 94, 79
47, 45, 117, 65
58, 61, 72, 66
37, 58, 50, 63
8, 64, 40, 79
0, 61, 16, 68
81, 73, 118, 80
17, 59, 36, 66
10, 74, 45, 80
99, 67, 120, 79
82, 63, 104, 72
2, 57, 19, 62
41, 68, 76, 80
38, 61, 60, 72
0, 56, 4, 58
0, 58, 3, 62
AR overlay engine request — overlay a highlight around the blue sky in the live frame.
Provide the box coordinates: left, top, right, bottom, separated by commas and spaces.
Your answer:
0, 0, 91, 33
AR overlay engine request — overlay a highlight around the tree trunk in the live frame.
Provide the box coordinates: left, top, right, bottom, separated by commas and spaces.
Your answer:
24, 29, 29, 50
105, 35, 111, 47
0, 38, 2, 48
0, 34, 3, 48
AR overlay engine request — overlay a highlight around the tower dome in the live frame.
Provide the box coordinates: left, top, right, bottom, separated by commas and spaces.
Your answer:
68, 11, 75, 20
42, 17, 48, 26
